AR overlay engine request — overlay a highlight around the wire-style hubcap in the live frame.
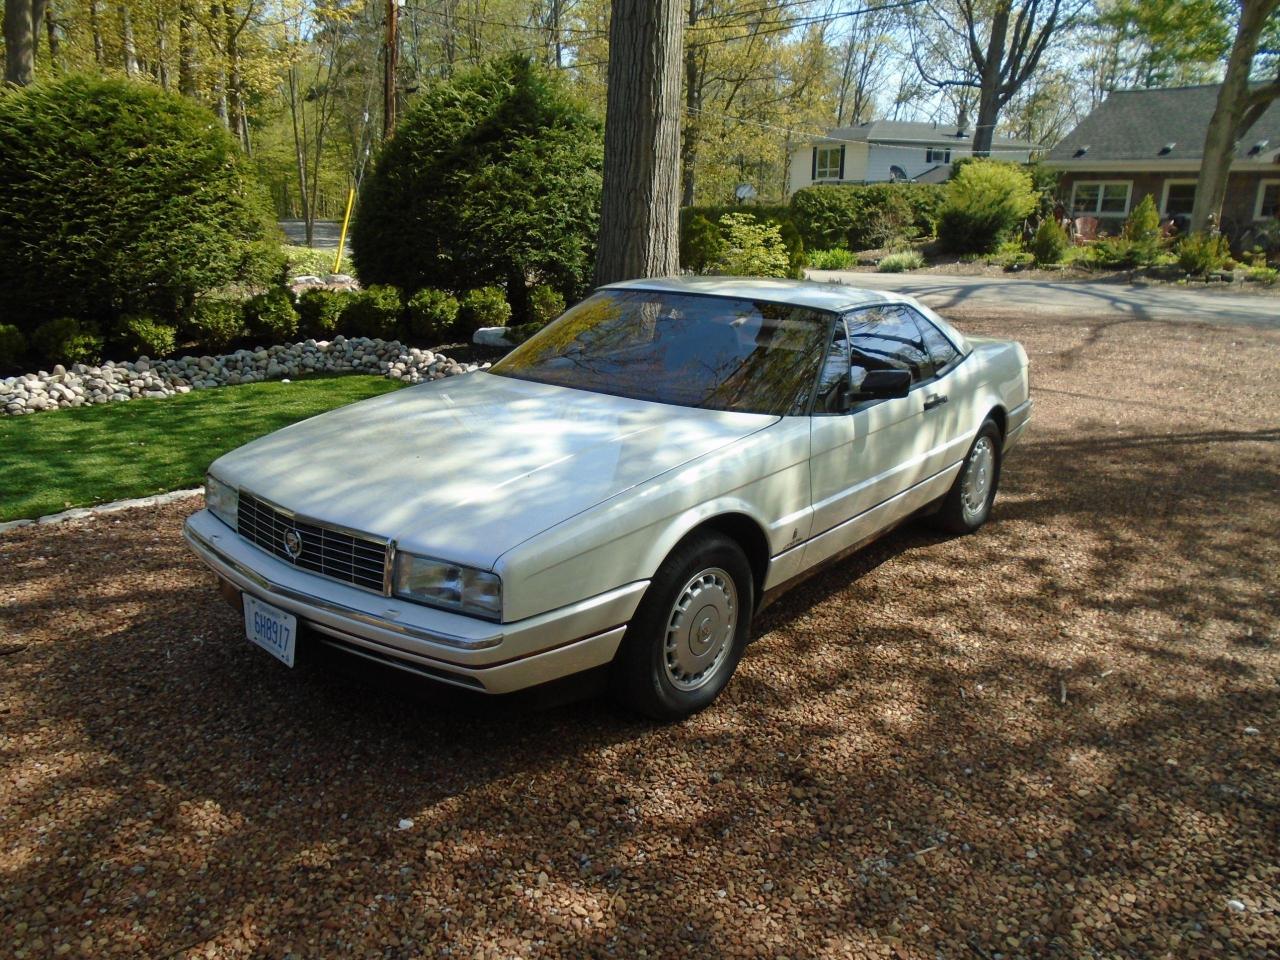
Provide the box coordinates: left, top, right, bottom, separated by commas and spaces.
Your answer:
663, 567, 737, 692
961, 436, 996, 521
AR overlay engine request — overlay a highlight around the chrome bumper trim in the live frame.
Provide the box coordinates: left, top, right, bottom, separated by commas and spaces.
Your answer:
310, 622, 628, 695
185, 521, 497, 650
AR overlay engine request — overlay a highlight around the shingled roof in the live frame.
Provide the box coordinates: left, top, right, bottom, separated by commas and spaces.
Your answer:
826, 120, 1040, 151
1048, 84, 1280, 163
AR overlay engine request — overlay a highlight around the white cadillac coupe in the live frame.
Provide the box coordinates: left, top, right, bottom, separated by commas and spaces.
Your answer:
185, 277, 1031, 719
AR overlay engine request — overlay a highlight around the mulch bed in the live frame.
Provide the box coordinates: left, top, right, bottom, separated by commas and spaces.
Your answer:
2, 311, 1277, 958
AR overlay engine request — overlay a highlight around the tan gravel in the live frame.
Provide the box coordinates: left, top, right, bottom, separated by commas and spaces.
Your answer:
2, 311, 1278, 959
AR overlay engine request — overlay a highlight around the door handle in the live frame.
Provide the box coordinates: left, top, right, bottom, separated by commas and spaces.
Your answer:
923, 394, 949, 410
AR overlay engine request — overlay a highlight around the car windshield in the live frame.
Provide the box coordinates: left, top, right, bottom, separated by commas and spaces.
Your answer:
490, 290, 834, 415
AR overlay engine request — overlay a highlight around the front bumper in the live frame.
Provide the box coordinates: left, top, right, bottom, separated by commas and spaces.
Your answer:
183, 509, 645, 694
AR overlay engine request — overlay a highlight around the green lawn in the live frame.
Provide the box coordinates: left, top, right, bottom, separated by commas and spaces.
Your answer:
0, 376, 405, 522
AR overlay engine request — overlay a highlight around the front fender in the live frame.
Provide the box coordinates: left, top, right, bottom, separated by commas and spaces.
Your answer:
495, 419, 812, 621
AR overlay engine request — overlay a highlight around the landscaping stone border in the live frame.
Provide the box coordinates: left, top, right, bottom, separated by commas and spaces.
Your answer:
1, 336, 488, 416
0, 488, 206, 534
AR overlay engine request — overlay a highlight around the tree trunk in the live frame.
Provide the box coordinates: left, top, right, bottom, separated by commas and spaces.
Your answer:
595, 0, 685, 285
88, 0, 103, 63
287, 66, 313, 243
3, 0, 35, 84
1190, 0, 1280, 232
679, 0, 700, 207
224, 2, 246, 148
971, 3, 1009, 156
43, 0, 57, 66
155, 11, 170, 89
178, 3, 197, 97
120, 4, 138, 76
29, 0, 44, 56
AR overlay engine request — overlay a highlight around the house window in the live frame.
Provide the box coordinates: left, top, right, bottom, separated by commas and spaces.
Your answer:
1256, 180, 1280, 220
1071, 180, 1132, 217
1161, 180, 1197, 217
925, 148, 951, 164
815, 145, 843, 180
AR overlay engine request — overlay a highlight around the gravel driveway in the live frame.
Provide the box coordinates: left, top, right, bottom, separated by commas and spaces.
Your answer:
3, 311, 1277, 959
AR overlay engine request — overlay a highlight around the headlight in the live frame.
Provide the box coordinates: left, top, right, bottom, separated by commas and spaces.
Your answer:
393, 553, 502, 621
205, 473, 238, 530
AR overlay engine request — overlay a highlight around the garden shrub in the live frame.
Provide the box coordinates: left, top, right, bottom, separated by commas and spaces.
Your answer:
458, 287, 513, 335
807, 247, 857, 270
501, 285, 569, 345
506, 321, 547, 345
1027, 163, 1062, 218
529, 285, 566, 326
1248, 265, 1278, 285
0, 324, 27, 369
777, 219, 808, 278
790, 186, 856, 248
1090, 198, 1168, 268
1177, 232, 1230, 275
31, 317, 103, 366
352, 56, 602, 305
283, 245, 338, 279
877, 251, 926, 273
0, 75, 277, 334
296, 288, 352, 339
1030, 219, 1069, 265
849, 185, 915, 250
1088, 236, 1137, 268
789, 183, 945, 251
710, 213, 791, 277
406, 288, 460, 343
936, 160, 1037, 254
896, 182, 947, 237
1121, 194, 1164, 264
244, 288, 300, 342
188, 298, 245, 349
115, 315, 177, 357
340, 285, 404, 339
681, 213, 726, 272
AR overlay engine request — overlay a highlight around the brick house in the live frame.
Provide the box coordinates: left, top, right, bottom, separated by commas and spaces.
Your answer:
1047, 84, 1280, 236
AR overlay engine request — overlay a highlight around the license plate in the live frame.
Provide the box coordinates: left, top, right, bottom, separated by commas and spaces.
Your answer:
243, 595, 297, 667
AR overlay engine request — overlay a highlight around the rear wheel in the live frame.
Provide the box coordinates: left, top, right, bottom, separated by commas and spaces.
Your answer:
933, 418, 1003, 534
612, 532, 753, 721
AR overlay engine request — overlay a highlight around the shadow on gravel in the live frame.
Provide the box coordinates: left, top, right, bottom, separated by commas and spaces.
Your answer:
2, 418, 1277, 955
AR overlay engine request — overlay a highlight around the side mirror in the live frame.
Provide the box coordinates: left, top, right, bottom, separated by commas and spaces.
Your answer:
850, 368, 911, 401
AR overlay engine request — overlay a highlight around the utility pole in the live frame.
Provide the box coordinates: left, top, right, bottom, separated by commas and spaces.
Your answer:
382, 0, 399, 140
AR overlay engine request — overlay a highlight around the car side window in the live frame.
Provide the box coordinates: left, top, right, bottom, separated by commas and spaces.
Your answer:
905, 307, 962, 374
845, 306, 933, 387
813, 321, 851, 414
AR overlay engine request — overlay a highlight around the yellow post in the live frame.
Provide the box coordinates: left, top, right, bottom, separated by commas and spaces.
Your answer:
332, 187, 356, 274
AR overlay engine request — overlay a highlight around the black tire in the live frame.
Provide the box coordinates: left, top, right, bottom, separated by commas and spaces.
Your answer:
932, 418, 1003, 535
611, 532, 753, 721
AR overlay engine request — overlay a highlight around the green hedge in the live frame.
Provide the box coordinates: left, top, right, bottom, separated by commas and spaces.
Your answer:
788, 183, 945, 251
0, 75, 278, 334
351, 56, 602, 308
679, 207, 806, 276
937, 160, 1037, 255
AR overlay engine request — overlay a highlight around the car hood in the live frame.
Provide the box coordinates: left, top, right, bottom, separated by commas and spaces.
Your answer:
211, 371, 776, 569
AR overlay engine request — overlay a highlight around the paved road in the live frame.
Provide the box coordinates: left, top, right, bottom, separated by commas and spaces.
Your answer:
809, 269, 1279, 328
280, 220, 344, 249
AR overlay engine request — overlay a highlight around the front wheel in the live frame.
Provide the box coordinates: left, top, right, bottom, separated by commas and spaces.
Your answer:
612, 532, 753, 721
933, 418, 1003, 534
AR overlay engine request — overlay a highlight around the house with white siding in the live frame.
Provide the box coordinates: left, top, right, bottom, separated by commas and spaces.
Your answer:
787, 118, 1042, 194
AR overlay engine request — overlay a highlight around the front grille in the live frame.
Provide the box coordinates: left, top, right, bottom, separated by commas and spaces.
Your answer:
237, 491, 388, 594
